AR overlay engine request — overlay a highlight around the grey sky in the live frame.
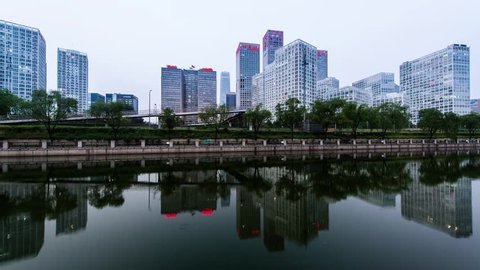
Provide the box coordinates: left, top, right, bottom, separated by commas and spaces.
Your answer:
1, 0, 478, 109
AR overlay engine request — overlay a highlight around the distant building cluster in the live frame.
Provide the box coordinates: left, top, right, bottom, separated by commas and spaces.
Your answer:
0, 19, 474, 123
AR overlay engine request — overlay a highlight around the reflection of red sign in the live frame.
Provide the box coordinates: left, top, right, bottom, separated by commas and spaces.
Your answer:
200, 68, 214, 72
165, 213, 177, 218
251, 229, 260, 236
202, 209, 214, 216
316, 222, 326, 230
166, 65, 177, 69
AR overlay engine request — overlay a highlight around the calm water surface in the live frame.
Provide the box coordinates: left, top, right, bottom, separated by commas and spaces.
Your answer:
0, 153, 479, 269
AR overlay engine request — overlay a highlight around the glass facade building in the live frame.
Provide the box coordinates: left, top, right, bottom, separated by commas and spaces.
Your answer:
236, 43, 260, 110
352, 72, 399, 107
262, 30, 283, 70
161, 66, 217, 113
0, 20, 46, 100
106, 93, 138, 113
89, 92, 105, 108
57, 48, 88, 113
161, 66, 183, 112
400, 44, 470, 124
219, 71, 230, 105
316, 50, 328, 81
226, 92, 236, 110
316, 77, 340, 101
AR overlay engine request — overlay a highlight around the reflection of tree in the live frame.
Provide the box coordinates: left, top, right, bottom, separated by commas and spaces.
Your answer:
227, 165, 272, 197
419, 156, 462, 185
275, 171, 307, 202
88, 185, 125, 208
45, 185, 77, 219
309, 160, 410, 200
158, 171, 181, 196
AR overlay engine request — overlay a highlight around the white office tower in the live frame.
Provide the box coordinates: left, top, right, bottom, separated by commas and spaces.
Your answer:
400, 44, 470, 125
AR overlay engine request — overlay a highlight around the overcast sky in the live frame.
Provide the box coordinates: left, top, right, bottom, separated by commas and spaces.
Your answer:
1, 0, 478, 109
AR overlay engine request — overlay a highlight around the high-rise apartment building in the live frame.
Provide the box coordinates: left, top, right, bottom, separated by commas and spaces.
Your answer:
57, 48, 88, 113
161, 66, 217, 113
219, 71, 230, 105
316, 50, 328, 81
352, 72, 399, 107
0, 20, 46, 100
260, 39, 317, 114
262, 30, 283, 70
400, 44, 470, 124
236, 43, 260, 110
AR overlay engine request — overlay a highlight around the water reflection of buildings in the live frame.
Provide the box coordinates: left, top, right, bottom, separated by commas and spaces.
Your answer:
161, 186, 218, 217
358, 191, 396, 207
0, 183, 45, 264
235, 166, 329, 250
55, 184, 88, 236
402, 162, 473, 238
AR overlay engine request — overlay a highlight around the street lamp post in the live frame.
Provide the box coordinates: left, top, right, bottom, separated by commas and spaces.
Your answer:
148, 90, 152, 128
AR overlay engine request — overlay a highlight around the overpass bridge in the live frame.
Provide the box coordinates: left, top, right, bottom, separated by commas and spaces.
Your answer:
0, 109, 246, 125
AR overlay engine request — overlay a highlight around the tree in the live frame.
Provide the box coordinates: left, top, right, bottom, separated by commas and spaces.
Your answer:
244, 104, 272, 140
364, 106, 380, 132
88, 101, 106, 126
26, 90, 78, 140
377, 102, 409, 138
104, 102, 128, 140
161, 107, 182, 140
443, 112, 461, 140
342, 102, 367, 139
199, 104, 229, 142
309, 98, 345, 138
0, 89, 22, 118
461, 113, 480, 139
275, 98, 307, 141
418, 108, 444, 140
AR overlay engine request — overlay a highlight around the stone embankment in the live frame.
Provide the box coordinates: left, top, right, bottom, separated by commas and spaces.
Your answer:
0, 138, 479, 157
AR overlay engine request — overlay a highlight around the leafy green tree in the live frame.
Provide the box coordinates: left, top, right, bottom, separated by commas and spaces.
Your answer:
88, 101, 106, 126
275, 98, 307, 140
104, 102, 128, 140
309, 98, 345, 138
342, 102, 367, 139
0, 89, 22, 118
244, 104, 272, 140
461, 113, 480, 139
443, 112, 461, 140
364, 106, 380, 132
199, 104, 229, 142
418, 108, 444, 140
377, 102, 409, 138
161, 107, 182, 140
25, 90, 78, 140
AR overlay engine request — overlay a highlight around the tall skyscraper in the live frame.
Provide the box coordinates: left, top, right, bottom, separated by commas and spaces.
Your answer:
259, 39, 317, 114
352, 72, 399, 107
236, 43, 260, 110
161, 65, 183, 112
400, 44, 470, 124
219, 71, 230, 105
0, 20, 46, 100
57, 48, 88, 113
262, 30, 284, 70
197, 68, 217, 112
316, 50, 328, 81
161, 66, 217, 114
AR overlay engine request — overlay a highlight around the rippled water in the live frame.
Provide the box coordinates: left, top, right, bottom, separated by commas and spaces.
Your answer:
0, 153, 479, 269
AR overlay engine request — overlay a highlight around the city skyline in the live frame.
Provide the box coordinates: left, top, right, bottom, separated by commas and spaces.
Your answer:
0, 0, 477, 110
